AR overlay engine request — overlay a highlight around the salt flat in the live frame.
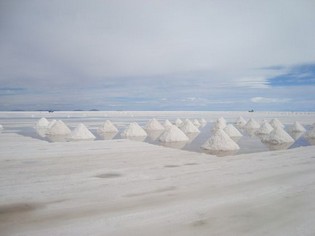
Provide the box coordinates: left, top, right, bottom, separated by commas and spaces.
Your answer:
1, 111, 315, 235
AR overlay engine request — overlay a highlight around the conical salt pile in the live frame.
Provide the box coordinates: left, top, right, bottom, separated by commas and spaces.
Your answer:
46, 120, 71, 136
224, 124, 242, 137
264, 127, 294, 144
71, 123, 96, 140
163, 119, 173, 128
193, 119, 201, 127
256, 122, 273, 134
145, 118, 165, 131
235, 116, 247, 127
98, 120, 118, 133
270, 118, 284, 129
175, 118, 183, 127
35, 117, 49, 128
121, 122, 147, 137
180, 119, 200, 133
291, 121, 306, 132
201, 129, 240, 151
159, 125, 189, 142
244, 118, 260, 129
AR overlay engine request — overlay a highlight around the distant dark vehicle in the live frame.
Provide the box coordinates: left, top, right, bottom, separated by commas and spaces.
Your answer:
48, 110, 54, 113
248, 109, 254, 112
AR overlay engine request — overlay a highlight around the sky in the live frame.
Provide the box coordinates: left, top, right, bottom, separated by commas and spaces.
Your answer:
1, 0, 315, 111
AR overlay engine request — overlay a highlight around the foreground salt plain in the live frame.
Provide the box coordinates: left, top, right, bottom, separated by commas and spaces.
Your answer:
1, 111, 315, 235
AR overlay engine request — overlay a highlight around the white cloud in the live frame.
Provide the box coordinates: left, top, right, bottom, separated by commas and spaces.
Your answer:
1, 0, 315, 110
251, 97, 291, 103
1, 0, 315, 82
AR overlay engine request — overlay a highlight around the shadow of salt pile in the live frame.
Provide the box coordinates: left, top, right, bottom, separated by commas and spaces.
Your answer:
15, 127, 48, 142
186, 133, 200, 143
288, 131, 304, 141
230, 136, 242, 143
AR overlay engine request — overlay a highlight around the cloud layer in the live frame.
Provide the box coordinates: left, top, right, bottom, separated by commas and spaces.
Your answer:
1, 0, 315, 110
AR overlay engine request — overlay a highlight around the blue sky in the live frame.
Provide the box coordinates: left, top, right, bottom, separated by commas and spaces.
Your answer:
1, 0, 315, 111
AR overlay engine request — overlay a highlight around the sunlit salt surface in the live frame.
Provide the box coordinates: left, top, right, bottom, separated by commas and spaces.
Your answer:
2, 113, 314, 157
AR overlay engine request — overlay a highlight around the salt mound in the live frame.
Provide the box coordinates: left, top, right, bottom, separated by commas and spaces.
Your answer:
270, 118, 284, 129
180, 119, 200, 133
71, 123, 96, 140
35, 117, 49, 128
264, 127, 294, 144
291, 121, 306, 132
145, 118, 165, 131
159, 125, 189, 142
121, 122, 147, 137
47, 120, 71, 136
201, 129, 240, 151
224, 124, 242, 137
175, 118, 183, 127
235, 116, 247, 127
256, 122, 273, 134
193, 119, 201, 127
98, 120, 118, 133
244, 118, 260, 129
163, 119, 173, 128
0, 124, 3, 130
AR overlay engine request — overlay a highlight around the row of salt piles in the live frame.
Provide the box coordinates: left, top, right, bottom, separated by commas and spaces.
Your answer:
175, 118, 207, 127
121, 118, 203, 142
35, 118, 95, 141
235, 116, 304, 145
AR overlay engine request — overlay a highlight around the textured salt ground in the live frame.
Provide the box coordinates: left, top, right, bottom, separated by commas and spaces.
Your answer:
1, 131, 315, 236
